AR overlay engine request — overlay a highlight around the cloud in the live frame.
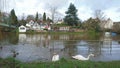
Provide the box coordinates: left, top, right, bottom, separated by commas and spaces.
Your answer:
14, 0, 70, 16
78, 0, 120, 10
73, 0, 120, 21
14, 0, 48, 17
104, 7, 120, 22
116, 8, 120, 12
78, 6, 92, 21
5, 0, 120, 21
43, 0, 69, 10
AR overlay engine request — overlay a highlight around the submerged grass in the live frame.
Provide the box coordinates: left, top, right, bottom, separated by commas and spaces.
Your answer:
0, 58, 120, 68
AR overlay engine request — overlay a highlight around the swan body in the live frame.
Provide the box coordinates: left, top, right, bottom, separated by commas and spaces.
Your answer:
52, 53, 59, 62
72, 54, 94, 61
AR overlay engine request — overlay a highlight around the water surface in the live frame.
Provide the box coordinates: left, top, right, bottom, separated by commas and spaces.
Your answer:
0, 32, 120, 62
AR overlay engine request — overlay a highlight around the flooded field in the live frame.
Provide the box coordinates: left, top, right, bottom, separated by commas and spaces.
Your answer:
0, 32, 120, 62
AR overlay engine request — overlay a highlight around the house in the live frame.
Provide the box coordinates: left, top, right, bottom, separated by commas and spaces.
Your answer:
19, 25, 26, 32
25, 20, 51, 31
40, 23, 51, 30
112, 22, 120, 33
104, 18, 113, 29
100, 18, 113, 29
56, 19, 63, 24
32, 22, 40, 30
26, 20, 34, 27
39, 23, 47, 30
59, 26, 70, 31
26, 20, 40, 30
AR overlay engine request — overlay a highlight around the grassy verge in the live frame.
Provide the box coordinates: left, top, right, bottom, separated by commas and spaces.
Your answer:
18, 31, 85, 35
0, 58, 120, 68
48, 31, 85, 35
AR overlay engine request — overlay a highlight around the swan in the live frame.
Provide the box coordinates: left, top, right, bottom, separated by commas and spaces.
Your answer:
52, 53, 59, 62
72, 54, 94, 61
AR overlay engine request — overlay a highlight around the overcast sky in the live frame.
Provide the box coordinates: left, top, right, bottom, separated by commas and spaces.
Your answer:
5, 0, 120, 22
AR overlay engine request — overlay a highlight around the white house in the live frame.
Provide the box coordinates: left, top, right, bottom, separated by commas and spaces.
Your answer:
32, 22, 40, 30
26, 20, 34, 27
100, 18, 113, 29
25, 20, 51, 31
59, 26, 70, 31
56, 20, 63, 24
104, 18, 113, 29
26, 20, 40, 30
19, 25, 26, 32
40, 23, 51, 30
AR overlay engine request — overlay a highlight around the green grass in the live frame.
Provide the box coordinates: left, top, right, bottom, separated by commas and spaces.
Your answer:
0, 58, 120, 68
16, 28, 100, 35
19, 30, 85, 35
0, 58, 20, 68
48, 31, 84, 35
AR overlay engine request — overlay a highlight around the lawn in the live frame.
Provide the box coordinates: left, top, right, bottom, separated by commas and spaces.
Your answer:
0, 58, 120, 68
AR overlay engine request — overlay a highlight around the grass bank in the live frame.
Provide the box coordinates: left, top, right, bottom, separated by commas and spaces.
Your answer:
0, 58, 120, 68
19, 31, 85, 35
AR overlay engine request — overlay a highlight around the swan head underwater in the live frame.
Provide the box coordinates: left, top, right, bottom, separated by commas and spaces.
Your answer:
72, 53, 94, 61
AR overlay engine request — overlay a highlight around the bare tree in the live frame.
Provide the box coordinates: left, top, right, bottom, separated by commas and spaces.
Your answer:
50, 6, 58, 23
50, 7, 65, 23
45, 0, 67, 23
47, 3, 62, 23
0, 0, 9, 12
19, 13, 26, 26
26, 15, 35, 22
94, 10, 106, 21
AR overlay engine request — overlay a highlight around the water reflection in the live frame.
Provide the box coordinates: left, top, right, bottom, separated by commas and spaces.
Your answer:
0, 33, 120, 62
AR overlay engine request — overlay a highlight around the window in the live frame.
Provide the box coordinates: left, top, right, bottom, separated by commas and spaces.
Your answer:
20, 27, 25, 30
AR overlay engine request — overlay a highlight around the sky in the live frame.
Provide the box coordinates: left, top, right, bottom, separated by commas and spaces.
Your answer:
2, 0, 120, 22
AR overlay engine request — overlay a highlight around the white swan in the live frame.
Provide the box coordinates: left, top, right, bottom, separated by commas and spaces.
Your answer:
52, 53, 59, 62
72, 54, 94, 61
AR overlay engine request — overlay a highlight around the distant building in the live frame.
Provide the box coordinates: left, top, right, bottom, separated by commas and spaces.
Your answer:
100, 18, 113, 29
112, 22, 120, 33
40, 23, 51, 30
25, 20, 51, 31
59, 26, 70, 31
104, 18, 113, 29
56, 19, 63, 24
19, 25, 26, 32
32, 22, 40, 30
26, 20, 34, 27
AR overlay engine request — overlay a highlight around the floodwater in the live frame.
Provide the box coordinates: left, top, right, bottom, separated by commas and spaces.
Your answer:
0, 32, 120, 62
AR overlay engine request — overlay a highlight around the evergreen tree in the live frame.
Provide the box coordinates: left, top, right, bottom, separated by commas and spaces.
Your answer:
43, 12, 46, 22
35, 12, 38, 21
64, 3, 79, 26
0, 10, 1, 17
0, 11, 1, 22
47, 17, 52, 23
47, 17, 50, 22
9, 9, 18, 26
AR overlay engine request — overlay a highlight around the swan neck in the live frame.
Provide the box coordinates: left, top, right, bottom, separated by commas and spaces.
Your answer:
87, 54, 91, 60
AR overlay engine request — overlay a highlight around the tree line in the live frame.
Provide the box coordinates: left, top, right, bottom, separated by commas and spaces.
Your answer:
0, 3, 119, 33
